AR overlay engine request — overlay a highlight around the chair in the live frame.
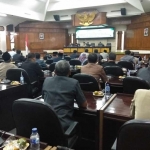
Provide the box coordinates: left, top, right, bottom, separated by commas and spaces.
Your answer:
113, 119, 150, 150
104, 66, 123, 76
49, 62, 56, 72
72, 73, 99, 91
118, 61, 134, 70
6, 68, 39, 98
64, 56, 71, 61
106, 43, 111, 47
123, 76, 150, 94
46, 59, 53, 65
82, 60, 88, 66
98, 43, 104, 47
12, 99, 79, 147
70, 60, 81, 66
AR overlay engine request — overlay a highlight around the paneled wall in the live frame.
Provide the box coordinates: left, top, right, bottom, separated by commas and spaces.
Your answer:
125, 13, 150, 50
14, 22, 71, 53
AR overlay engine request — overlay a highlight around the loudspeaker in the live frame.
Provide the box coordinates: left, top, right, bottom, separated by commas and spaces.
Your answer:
6, 24, 14, 31
53, 15, 60, 21
121, 8, 126, 15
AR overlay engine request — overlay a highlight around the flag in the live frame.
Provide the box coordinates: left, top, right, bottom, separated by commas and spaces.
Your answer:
25, 34, 28, 55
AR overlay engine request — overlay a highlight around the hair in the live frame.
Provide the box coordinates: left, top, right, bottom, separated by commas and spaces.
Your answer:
55, 60, 70, 76
0, 50, 2, 55
73, 50, 77, 53
12, 48, 15, 51
109, 52, 116, 61
125, 50, 131, 55
35, 53, 40, 59
27, 53, 36, 59
16, 50, 21, 54
94, 49, 98, 53
53, 52, 58, 56
2, 52, 11, 62
104, 50, 107, 53
88, 53, 97, 63
85, 49, 88, 53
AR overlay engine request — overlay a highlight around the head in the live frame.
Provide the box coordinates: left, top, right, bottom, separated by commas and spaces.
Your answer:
55, 60, 70, 76
58, 52, 63, 57
108, 52, 116, 61
53, 52, 58, 57
88, 53, 98, 63
104, 50, 107, 53
16, 50, 21, 54
2, 52, 11, 62
94, 49, 98, 53
73, 50, 77, 53
85, 49, 88, 53
35, 53, 40, 59
27, 53, 36, 62
0, 50, 2, 55
12, 48, 15, 51
125, 50, 131, 55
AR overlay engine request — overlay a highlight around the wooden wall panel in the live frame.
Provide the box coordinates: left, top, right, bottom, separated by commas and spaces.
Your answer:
14, 22, 70, 53
125, 13, 150, 50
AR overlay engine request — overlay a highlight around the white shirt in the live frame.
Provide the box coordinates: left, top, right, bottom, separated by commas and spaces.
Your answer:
9, 51, 16, 58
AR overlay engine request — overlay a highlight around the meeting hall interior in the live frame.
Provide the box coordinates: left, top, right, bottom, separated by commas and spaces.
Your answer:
1, 0, 150, 150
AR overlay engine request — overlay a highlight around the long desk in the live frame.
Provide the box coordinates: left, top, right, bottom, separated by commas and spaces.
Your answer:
64, 46, 111, 54
0, 84, 28, 131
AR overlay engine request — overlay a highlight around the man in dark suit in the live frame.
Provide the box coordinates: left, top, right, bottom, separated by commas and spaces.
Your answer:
42, 60, 87, 131
102, 52, 120, 68
53, 52, 64, 62
21, 53, 44, 82
13, 50, 25, 62
70, 50, 79, 59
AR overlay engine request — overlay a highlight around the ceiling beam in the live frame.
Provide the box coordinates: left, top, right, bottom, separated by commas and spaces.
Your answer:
126, 0, 144, 12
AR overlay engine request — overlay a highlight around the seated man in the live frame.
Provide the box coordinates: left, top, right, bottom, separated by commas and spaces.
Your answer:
35, 53, 47, 68
21, 53, 44, 82
42, 60, 87, 131
136, 60, 150, 85
50, 52, 58, 61
130, 89, 150, 119
102, 52, 121, 68
120, 50, 135, 64
81, 53, 107, 90
0, 52, 17, 79
53, 52, 63, 62
100, 50, 108, 59
70, 50, 79, 59
13, 50, 25, 62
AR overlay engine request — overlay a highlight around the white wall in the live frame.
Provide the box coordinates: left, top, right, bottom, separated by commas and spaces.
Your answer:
0, 26, 7, 52
68, 25, 127, 52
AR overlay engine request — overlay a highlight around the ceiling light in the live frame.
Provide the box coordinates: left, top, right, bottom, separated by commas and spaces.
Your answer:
0, 13, 7, 17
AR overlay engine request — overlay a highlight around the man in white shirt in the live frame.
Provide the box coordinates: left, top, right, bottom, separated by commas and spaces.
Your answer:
100, 50, 109, 59
8, 48, 16, 58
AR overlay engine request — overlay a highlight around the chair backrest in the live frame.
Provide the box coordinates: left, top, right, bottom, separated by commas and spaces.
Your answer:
118, 61, 134, 70
6, 68, 31, 84
123, 76, 150, 94
12, 99, 67, 146
106, 43, 111, 46
70, 60, 81, 66
82, 60, 88, 66
49, 62, 56, 72
72, 73, 99, 91
104, 66, 123, 76
90, 43, 95, 47
46, 59, 53, 65
116, 119, 150, 150
64, 56, 71, 61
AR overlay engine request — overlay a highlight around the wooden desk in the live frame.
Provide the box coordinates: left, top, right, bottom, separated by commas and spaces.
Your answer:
0, 84, 28, 131
101, 93, 134, 150
74, 92, 114, 150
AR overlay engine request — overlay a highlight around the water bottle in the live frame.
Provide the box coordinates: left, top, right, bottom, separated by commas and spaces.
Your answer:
105, 82, 110, 100
20, 72, 24, 84
30, 128, 40, 150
